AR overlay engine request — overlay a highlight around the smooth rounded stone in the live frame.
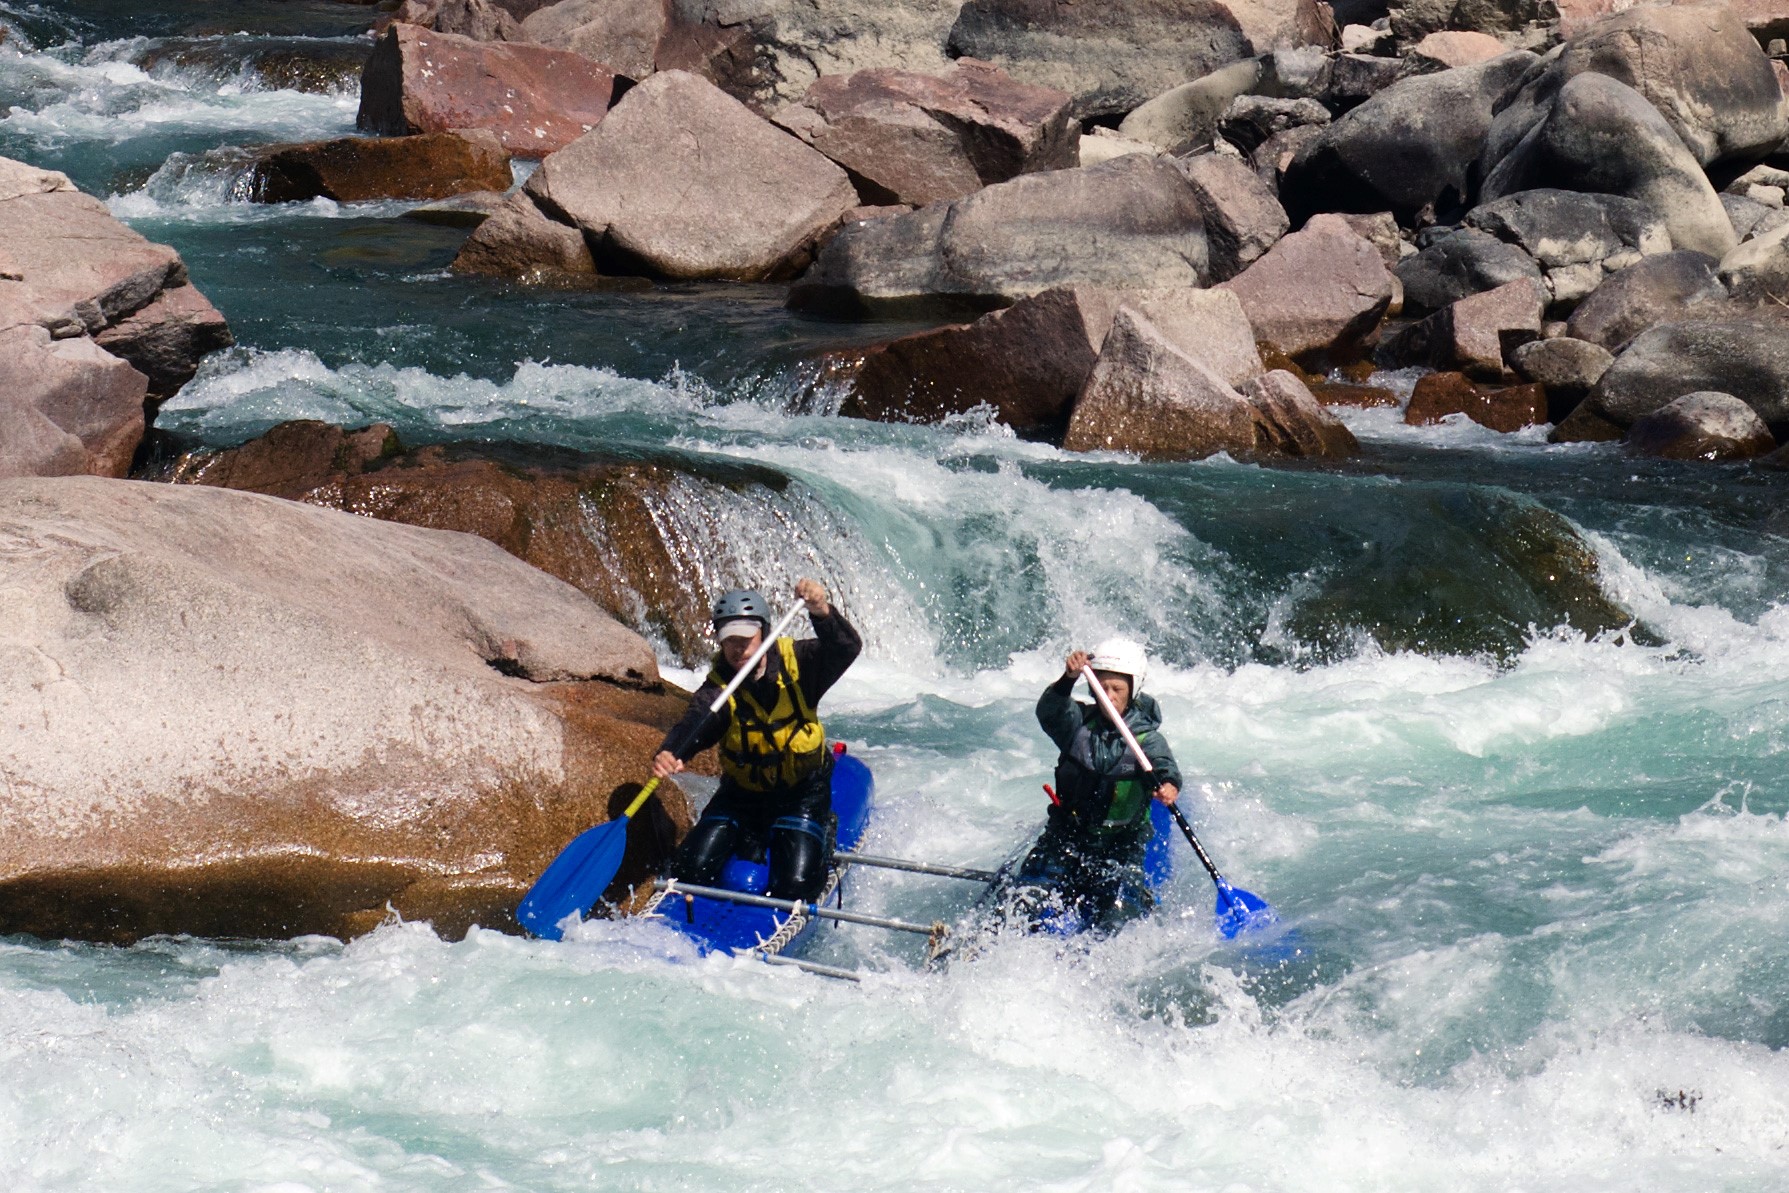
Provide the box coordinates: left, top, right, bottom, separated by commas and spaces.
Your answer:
834, 285, 1260, 436
1240, 369, 1360, 457
0, 321, 147, 479
1177, 152, 1290, 281
250, 130, 515, 204
1389, 0, 1552, 41
1079, 128, 1165, 166
526, 70, 857, 282
1219, 212, 1395, 361
1463, 188, 1670, 270
1404, 371, 1547, 431
1565, 250, 1726, 351
1216, 95, 1331, 157
91, 285, 233, 404
946, 0, 1254, 119
519, 0, 666, 79
1486, 5, 1789, 173
1511, 334, 1614, 418
449, 191, 597, 278
790, 154, 1210, 314
0, 475, 684, 942
393, 0, 523, 41
1063, 308, 1263, 458
1718, 218, 1789, 303
1480, 73, 1737, 260
1382, 275, 1546, 379
1282, 51, 1535, 224
1395, 227, 1544, 314
1624, 390, 1776, 459
1117, 59, 1262, 153
773, 60, 1077, 208
1591, 318, 1789, 428
403, 189, 513, 228
357, 24, 620, 155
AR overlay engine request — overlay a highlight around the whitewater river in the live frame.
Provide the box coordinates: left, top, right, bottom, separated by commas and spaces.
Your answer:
7, 4, 1789, 1189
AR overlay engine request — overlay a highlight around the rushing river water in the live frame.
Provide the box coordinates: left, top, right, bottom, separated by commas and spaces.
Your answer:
8, 4, 1789, 1190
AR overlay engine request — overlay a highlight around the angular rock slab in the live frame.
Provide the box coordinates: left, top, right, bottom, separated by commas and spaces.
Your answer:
449, 191, 598, 278
526, 70, 858, 281
947, 0, 1254, 119
519, 0, 667, 79
93, 285, 233, 403
774, 60, 1077, 207
1241, 369, 1360, 457
1219, 212, 1395, 361
790, 154, 1210, 314
251, 130, 515, 204
1383, 276, 1546, 378
1178, 152, 1289, 282
0, 324, 148, 480
1625, 390, 1776, 460
358, 24, 620, 155
0, 476, 670, 942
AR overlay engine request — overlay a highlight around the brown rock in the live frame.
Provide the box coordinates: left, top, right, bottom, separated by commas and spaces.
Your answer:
1064, 308, 1262, 458
0, 323, 147, 479
1383, 277, 1545, 379
1218, 212, 1394, 363
1624, 389, 1777, 459
93, 285, 234, 404
0, 475, 686, 943
526, 70, 859, 281
774, 60, 1077, 207
1404, 371, 1546, 432
358, 24, 620, 155
519, 0, 667, 78
1548, 399, 1626, 442
1176, 152, 1289, 281
1241, 369, 1359, 457
251, 130, 514, 204
449, 191, 598, 278
1310, 380, 1399, 407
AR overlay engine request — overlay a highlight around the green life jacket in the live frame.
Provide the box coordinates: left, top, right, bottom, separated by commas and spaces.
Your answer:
708, 637, 826, 793
1054, 725, 1154, 838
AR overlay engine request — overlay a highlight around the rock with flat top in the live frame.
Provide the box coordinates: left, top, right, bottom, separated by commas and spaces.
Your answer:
0, 475, 683, 943
1625, 390, 1776, 459
449, 191, 597, 278
358, 24, 619, 155
1177, 153, 1289, 281
526, 70, 858, 281
251, 130, 514, 203
774, 60, 1076, 207
1219, 213, 1394, 361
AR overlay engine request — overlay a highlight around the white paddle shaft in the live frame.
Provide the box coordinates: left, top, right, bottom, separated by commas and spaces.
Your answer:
1081, 664, 1153, 772
708, 602, 809, 713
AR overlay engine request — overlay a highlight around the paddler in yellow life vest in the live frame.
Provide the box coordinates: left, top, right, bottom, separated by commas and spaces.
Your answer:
651, 579, 862, 901
1016, 639, 1183, 932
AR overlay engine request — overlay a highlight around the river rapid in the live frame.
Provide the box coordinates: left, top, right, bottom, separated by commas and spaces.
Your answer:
7, 4, 1789, 1189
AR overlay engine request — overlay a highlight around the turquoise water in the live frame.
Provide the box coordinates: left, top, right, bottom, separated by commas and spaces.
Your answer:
6, 5, 1789, 1189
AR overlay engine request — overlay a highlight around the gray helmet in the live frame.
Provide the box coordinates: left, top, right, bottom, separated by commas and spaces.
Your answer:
711, 588, 771, 632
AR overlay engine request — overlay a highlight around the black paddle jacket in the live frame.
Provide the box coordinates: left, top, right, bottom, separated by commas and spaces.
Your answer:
1036, 674, 1181, 844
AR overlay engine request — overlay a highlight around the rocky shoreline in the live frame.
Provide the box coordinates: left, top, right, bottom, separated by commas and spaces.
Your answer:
6, 0, 1789, 943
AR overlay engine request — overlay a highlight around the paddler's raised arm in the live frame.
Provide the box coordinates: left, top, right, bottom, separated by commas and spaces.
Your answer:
1036, 649, 1090, 751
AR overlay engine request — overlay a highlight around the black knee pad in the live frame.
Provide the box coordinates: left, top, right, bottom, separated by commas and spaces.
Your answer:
768, 816, 828, 902
672, 814, 739, 886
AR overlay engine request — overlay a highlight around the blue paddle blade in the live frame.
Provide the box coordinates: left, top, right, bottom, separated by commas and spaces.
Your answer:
515, 818, 630, 940
1214, 880, 1277, 939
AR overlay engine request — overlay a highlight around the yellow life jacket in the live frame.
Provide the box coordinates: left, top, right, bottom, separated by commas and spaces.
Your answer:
709, 637, 826, 792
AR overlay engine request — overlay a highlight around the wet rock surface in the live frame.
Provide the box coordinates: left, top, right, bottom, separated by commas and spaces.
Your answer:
1624, 390, 1777, 460
250, 130, 515, 204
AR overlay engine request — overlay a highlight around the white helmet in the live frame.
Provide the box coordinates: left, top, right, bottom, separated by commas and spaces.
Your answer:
1088, 637, 1148, 694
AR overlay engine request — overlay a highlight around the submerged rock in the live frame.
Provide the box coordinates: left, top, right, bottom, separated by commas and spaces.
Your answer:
0, 475, 688, 944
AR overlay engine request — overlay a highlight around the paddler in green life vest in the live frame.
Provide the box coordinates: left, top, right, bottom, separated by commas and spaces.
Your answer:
1017, 638, 1183, 932
651, 579, 862, 902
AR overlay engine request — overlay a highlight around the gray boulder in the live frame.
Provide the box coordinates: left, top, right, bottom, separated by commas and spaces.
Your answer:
1395, 227, 1545, 314
773, 60, 1077, 207
946, 0, 1254, 119
1178, 152, 1291, 281
1217, 95, 1332, 157
1480, 73, 1736, 259
525, 70, 858, 280
1282, 51, 1535, 224
1511, 335, 1614, 418
1464, 189, 1669, 270
1565, 250, 1727, 351
1624, 390, 1776, 460
1590, 319, 1789, 429
518, 0, 665, 79
789, 155, 1210, 315
1117, 59, 1263, 153
1718, 219, 1789, 304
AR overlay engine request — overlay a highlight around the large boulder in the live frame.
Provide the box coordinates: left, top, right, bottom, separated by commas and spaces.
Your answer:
1510, 335, 1614, 419
1480, 73, 1737, 259
1484, 5, 1789, 175
518, 0, 666, 78
1624, 390, 1776, 459
1461, 187, 1671, 309
1382, 276, 1546, 378
1395, 227, 1545, 315
946, 0, 1254, 119
773, 61, 1077, 207
0, 312, 148, 480
525, 70, 858, 281
1281, 51, 1535, 224
1178, 152, 1290, 282
789, 154, 1210, 315
250, 130, 515, 203
0, 475, 686, 943
1218, 212, 1395, 361
358, 25, 620, 155
1590, 318, 1789, 430
1565, 249, 1728, 351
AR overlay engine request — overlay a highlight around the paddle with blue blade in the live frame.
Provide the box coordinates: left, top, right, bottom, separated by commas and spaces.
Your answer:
516, 601, 808, 940
1080, 665, 1278, 939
